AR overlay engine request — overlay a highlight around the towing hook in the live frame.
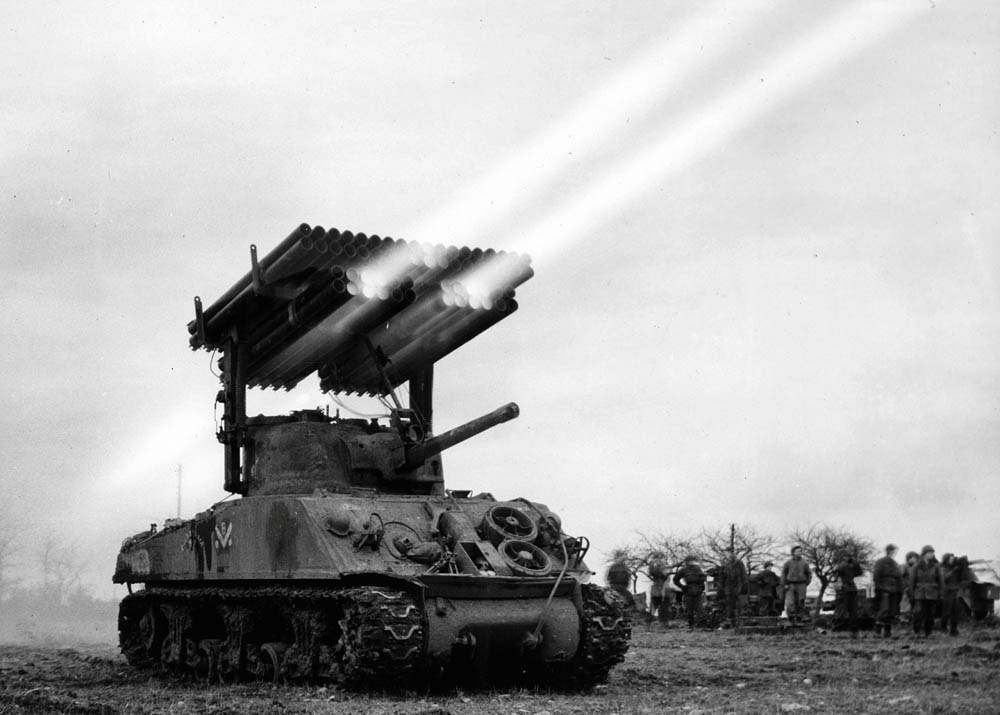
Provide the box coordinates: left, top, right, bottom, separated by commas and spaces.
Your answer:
519, 629, 542, 653
453, 631, 477, 661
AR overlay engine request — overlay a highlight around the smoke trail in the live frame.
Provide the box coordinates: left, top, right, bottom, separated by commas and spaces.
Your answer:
506, 1, 924, 269
403, 2, 767, 245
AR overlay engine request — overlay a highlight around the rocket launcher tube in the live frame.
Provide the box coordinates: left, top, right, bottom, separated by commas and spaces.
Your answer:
188, 223, 311, 337
403, 402, 519, 469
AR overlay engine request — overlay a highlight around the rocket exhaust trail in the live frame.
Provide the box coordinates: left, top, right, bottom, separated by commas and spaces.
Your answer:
403, 3, 768, 246
507, 1, 922, 268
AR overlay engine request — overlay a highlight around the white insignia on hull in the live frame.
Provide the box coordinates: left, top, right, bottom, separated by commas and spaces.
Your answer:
214, 521, 233, 550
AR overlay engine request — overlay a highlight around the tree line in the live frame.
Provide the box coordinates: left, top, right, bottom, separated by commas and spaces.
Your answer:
0, 525, 102, 607
0, 524, 117, 642
610, 523, 876, 614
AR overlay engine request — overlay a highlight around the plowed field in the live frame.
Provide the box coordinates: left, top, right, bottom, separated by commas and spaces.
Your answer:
1, 623, 997, 714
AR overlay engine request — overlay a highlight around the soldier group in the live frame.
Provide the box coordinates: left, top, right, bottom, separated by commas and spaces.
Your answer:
873, 543, 973, 638
610, 541, 976, 637
645, 550, 804, 629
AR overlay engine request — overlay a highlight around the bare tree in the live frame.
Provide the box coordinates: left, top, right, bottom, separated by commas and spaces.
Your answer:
39, 537, 85, 605
788, 524, 876, 615
700, 523, 779, 574
0, 524, 17, 599
634, 532, 703, 573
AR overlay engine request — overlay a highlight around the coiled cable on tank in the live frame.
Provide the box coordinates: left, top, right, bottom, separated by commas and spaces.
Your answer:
381, 521, 422, 562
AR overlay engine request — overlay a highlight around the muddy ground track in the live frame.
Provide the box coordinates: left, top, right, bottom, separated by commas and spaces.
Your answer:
2, 624, 999, 714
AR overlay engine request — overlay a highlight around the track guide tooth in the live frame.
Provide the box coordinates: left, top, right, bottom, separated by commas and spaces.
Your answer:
592, 615, 625, 630
382, 604, 418, 618
384, 623, 421, 640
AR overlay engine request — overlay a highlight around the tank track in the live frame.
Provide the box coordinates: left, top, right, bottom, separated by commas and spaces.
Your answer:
118, 584, 423, 688
551, 583, 632, 689
118, 582, 629, 690
336, 587, 424, 689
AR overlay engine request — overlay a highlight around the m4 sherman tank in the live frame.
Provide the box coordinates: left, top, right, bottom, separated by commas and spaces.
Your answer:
113, 224, 630, 689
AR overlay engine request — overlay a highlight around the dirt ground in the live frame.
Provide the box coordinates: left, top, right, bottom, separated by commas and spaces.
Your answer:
1, 622, 998, 715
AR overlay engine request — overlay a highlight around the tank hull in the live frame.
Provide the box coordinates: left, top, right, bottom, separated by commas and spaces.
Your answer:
115, 493, 631, 688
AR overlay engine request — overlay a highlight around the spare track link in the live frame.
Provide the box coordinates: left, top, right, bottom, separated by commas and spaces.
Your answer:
118, 585, 425, 688
557, 583, 631, 689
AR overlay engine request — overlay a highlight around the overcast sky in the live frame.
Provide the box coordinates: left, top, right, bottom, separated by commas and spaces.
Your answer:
2, 1, 998, 597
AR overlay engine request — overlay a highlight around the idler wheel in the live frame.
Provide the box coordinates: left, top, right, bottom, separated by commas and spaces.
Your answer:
193, 639, 223, 682
481, 505, 538, 546
498, 539, 552, 576
259, 642, 289, 683
138, 605, 166, 655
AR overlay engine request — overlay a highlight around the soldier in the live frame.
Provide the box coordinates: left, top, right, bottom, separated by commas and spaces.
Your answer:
900, 550, 920, 616
715, 548, 747, 624
648, 559, 670, 625
940, 553, 972, 637
606, 559, 633, 608
909, 545, 944, 637
673, 555, 707, 628
872, 543, 903, 637
754, 561, 781, 616
781, 546, 812, 623
834, 553, 864, 638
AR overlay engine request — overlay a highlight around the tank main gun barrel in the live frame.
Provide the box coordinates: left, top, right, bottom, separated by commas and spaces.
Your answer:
404, 402, 519, 469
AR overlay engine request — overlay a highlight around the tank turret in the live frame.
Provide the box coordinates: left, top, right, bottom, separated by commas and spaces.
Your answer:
243, 402, 519, 496
113, 224, 630, 689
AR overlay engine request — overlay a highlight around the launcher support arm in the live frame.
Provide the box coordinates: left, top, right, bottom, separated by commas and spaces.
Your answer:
217, 334, 249, 494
